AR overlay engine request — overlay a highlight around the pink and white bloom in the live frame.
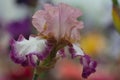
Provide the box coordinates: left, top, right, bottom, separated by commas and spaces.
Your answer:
32, 3, 83, 42
10, 35, 52, 66
10, 3, 97, 78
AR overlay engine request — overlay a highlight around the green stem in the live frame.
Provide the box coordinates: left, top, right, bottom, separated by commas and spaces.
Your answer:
112, 0, 119, 6
42, 45, 57, 66
42, 42, 67, 66
32, 61, 40, 80
32, 72, 39, 80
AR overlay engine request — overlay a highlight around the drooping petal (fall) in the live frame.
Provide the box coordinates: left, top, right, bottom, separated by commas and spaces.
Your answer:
68, 44, 84, 58
32, 3, 83, 41
57, 44, 84, 58
10, 35, 52, 66
58, 49, 66, 58
80, 55, 97, 78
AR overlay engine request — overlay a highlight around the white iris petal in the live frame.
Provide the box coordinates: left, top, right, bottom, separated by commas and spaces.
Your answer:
15, 36, 46, 56
72, 44, 84, 56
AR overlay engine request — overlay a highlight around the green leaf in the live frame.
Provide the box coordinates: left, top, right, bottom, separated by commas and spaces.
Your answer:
112, 0, 120, 33
112, 0, 119, 6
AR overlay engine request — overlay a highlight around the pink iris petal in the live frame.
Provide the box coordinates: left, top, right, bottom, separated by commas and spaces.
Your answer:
32, 3, 83, 41
58, 3, 83, 40
71, 22, 84, 41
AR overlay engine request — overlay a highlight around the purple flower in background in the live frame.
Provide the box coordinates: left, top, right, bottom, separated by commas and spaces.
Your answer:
9, 3, 97, 78
16, 0, 38, 7
80, 55, 97, 78
7, 18, 31, 39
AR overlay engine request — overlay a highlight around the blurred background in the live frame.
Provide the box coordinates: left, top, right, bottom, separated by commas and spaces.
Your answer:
0, 0, 120, 80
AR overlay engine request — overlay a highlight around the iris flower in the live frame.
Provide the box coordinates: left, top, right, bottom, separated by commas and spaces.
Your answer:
10, 3, 97, 79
